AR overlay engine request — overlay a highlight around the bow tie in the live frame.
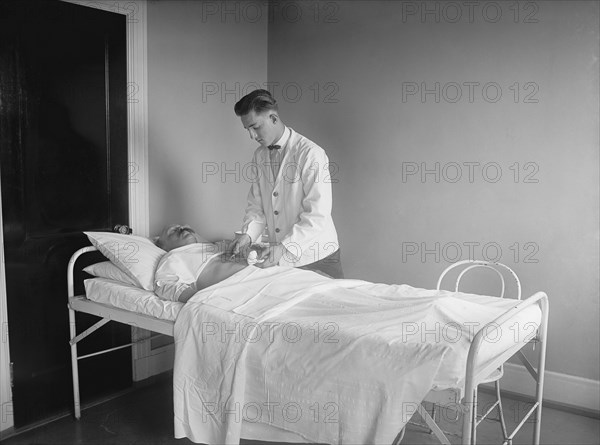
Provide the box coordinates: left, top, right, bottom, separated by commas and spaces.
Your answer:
268, 144, 281, 150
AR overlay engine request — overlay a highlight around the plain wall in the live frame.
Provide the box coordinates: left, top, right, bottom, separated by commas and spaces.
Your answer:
147, 0, 268, 239
267, 0, 599, 380
147, 0, 599, 382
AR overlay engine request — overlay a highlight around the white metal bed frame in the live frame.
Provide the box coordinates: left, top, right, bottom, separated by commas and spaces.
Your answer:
396, 260, 540, 445
67, 247, 549, 445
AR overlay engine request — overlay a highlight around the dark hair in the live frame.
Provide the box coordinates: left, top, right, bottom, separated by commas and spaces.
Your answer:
234, 89, 278, 116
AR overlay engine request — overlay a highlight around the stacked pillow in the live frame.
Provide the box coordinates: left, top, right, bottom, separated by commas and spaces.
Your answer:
83, 261, 139, 287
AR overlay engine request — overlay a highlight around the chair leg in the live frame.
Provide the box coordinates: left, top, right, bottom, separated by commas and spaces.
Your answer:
495, 380, 509, 442
430, 403, 437, 434
392, 427, 406, 445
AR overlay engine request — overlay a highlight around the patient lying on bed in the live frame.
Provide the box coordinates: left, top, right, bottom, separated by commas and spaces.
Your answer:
154, 225, 251, 303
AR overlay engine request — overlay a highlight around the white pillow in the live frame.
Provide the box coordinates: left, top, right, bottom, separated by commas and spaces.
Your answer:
83, 261, 139, 287
84, 232, 166, 290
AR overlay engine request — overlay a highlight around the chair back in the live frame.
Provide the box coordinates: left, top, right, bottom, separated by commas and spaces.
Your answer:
436, 260, 522, 300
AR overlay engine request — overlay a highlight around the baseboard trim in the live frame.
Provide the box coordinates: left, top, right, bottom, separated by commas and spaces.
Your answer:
484, 363, 600, 416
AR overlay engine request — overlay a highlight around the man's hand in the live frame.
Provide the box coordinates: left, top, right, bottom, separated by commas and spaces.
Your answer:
255, 243, 285, 268
228, 233, 252, 257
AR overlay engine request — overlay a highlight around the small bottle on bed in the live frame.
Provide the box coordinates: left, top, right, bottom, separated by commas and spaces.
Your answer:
113, 224, 133, 234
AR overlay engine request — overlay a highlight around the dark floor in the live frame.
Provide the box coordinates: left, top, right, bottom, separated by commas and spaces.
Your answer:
1, 372, 598, 445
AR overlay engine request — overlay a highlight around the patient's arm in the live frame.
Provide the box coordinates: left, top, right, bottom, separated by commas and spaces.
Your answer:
177, 254, 249, 303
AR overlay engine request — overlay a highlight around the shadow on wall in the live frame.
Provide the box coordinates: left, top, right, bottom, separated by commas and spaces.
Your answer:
151, 159, 190, 236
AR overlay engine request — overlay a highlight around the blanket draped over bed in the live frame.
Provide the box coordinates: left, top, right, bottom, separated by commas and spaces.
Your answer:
173, 265, 527, 445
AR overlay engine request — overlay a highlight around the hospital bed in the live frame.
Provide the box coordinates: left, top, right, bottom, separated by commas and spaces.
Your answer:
66, 238, 548, 445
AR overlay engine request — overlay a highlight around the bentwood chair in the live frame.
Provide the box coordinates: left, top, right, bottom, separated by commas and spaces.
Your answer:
435, 260, 521, 444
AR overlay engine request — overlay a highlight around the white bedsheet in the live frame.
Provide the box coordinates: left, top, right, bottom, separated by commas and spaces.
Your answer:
84, 278, 183, 321
173, 266, 541, 445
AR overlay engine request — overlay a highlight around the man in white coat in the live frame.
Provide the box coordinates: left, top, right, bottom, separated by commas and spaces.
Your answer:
230, 89, 343, 278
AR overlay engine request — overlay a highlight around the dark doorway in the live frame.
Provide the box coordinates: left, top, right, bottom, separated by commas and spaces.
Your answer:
1, 0, 131, 427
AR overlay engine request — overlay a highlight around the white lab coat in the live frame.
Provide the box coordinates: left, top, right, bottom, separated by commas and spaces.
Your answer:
241, 128, 339, 267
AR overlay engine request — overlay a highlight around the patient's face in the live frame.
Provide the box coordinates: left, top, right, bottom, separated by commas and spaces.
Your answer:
156, 225, 204, 251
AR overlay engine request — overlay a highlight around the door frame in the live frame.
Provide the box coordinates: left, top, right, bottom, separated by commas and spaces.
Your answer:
63, 0, 158, 385
61, 0, 150, 237
0, 182, 13, 435
0, 1, 149, 434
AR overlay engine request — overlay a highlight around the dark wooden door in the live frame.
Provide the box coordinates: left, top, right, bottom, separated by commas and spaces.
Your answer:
0, 0, 132, 427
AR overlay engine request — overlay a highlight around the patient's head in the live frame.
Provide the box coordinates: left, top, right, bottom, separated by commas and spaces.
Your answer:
155, 225, 208, 251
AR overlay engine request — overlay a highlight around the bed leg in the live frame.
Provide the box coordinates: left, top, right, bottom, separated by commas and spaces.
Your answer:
461, 390, 474, 445
68, 307, 81, 420
533, 298, 549, 445
472, 388, 478, 445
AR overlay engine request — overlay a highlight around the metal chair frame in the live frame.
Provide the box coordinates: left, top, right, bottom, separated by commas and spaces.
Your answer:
433, 260, 523, 444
